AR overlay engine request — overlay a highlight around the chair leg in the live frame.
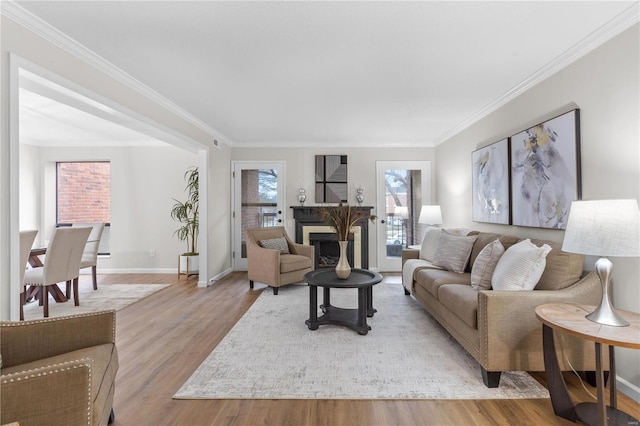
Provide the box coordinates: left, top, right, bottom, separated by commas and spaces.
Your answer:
43, 286, 49, 317
272, 287, 279, 295
66, 280, 72, 299
92, 266, 98, 290
73, 278, 80, 306
249, 280, 254, 289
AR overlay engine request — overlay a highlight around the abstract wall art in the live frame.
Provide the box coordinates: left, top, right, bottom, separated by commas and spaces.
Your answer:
472, 138, 510, 224
315, 155, 348, 203
510, 109, 581, 229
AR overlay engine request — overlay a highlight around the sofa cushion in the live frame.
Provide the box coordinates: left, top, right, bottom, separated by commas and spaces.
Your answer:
414, 269, 471, 299
492, 239, 552, 291
437, 284, 479, 329
433, 230, 478, 273
259, 237, 290, 254
279, 254, 312, 273
468, 232, 520, 271
419, 227, 442, 262
470, 238, 505, 290
529, 238, 585, 290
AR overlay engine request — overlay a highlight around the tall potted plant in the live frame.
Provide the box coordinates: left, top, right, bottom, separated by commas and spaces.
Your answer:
171, 166, 199, 275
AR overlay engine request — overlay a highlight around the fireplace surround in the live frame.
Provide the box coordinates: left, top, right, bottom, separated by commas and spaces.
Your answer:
291, 206, 373, 270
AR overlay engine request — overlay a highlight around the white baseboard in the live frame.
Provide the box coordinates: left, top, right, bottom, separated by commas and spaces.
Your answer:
205, 268, 234, 287
92, 268, 176, 274
617, 376, 640, 403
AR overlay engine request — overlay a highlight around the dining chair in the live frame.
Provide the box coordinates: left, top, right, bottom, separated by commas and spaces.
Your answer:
23, 227, 91, 317
71, 222, 105, 291
19, 230, 38, 321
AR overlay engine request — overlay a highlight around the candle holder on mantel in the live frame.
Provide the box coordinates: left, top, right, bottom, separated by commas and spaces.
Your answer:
356, 188, 365, 206
298, 188, 307, 205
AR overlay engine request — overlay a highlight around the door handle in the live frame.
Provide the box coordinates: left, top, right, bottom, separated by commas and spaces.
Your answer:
380, 219, 386, 224
278, 219, 282, 223
278, 210, 282, 214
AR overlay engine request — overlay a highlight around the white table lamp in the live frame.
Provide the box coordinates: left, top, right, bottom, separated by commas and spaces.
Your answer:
562, 199, 640, 326
418, 205, 442, 226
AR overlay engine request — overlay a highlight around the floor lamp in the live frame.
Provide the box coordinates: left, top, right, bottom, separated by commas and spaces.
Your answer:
562, 199, 640, 327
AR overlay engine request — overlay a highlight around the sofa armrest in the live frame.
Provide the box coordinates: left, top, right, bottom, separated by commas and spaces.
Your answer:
0, 310, 115, 368
401, 248, 420, 266
477, 272, 601, 371
1, 360, 93, 425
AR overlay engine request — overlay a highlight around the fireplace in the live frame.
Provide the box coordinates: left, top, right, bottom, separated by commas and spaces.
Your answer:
291, 206, 372, 270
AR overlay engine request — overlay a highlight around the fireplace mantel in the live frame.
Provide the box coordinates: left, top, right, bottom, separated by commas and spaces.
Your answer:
291, 206, 373, 269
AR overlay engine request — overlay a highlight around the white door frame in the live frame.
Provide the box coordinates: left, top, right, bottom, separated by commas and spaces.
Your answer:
375, 160, 432, 272
231, 161, 286, 271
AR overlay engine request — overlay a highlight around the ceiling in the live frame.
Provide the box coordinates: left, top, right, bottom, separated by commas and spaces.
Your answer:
11, 1, 639, 148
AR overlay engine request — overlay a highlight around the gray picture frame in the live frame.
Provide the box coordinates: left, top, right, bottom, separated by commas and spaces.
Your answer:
471, 138, 510, 225
510, 109, 581, 229
315, 155, 348, 203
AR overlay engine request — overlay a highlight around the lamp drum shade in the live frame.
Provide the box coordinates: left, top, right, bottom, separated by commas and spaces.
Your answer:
418, 205, 442, 225
562, 199, 640, 257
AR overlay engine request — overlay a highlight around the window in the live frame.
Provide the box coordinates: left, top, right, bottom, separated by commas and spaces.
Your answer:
56, 161, 111, 254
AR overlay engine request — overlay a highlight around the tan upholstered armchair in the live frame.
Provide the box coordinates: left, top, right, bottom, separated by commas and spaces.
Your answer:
246, 227, 314, 295
1, 310, 119, 426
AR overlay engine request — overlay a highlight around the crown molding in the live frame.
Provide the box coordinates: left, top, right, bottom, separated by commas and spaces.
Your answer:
2, 1, 232, 147
431, 2, 640, 147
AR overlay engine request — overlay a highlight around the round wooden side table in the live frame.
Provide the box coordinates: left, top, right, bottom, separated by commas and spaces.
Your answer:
535, 303, 640, 426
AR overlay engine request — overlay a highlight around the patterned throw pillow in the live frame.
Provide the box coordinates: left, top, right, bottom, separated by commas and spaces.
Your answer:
259, 237, 290, 254
470, 239, 505, 290
492, 239, 552, 291
433, 230, 478, 273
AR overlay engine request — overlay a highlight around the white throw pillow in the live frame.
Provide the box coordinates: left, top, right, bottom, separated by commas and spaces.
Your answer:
470, 239, 505, 290
491, 239, 552, 291
433, 230, 478, 273
419, 227, 442, 262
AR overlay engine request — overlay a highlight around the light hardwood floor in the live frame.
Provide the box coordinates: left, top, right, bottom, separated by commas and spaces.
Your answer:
88, 272, 640, 425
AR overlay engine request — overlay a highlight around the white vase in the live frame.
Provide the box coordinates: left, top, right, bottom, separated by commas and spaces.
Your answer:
335, 240, 351, 279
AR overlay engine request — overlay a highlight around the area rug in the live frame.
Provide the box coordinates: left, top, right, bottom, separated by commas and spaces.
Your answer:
174, 281, 549, 400
23, 283, 169, 320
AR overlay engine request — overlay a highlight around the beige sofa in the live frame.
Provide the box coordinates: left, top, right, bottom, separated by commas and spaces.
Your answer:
402, 229, 602, 387
1, 310, 119, 425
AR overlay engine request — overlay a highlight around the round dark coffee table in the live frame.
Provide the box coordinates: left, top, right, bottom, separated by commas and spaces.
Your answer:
304, 268, 383, 335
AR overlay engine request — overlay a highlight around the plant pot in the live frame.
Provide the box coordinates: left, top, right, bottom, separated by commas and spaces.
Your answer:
179, 254, 199, 276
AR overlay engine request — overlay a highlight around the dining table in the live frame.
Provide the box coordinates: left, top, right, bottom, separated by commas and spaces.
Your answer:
25, 246, 68, 303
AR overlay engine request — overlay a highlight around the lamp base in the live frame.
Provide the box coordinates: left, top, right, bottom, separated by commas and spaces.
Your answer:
586, 303, 629, 327
586, 257, 629, 327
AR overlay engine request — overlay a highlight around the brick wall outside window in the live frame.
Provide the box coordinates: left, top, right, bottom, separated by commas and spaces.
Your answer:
57, 162, 110, 223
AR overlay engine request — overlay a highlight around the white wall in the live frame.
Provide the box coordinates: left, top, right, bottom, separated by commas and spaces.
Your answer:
1, 15, 230, 317
20, 144, 199, 270
232, 146, 436, 269
435, 24, 640, 398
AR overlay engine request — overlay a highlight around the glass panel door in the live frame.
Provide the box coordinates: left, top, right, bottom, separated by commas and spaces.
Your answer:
376, 161, 431, 272
232, 161, 285, 270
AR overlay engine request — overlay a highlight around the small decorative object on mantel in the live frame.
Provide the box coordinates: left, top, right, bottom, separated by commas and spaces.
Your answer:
298, 188, 307, 205
321, 203, 376, 279
356, 187, 365, 206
